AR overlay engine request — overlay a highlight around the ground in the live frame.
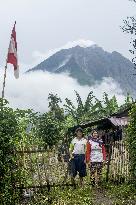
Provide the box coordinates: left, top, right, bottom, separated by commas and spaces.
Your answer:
20, 183, 136, 205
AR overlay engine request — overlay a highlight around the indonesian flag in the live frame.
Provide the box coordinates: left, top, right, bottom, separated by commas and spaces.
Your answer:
7, 22, 19, 79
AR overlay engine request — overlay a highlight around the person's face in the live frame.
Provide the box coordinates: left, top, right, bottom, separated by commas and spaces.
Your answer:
92, 131, 98, 138
76, 130, 83, 139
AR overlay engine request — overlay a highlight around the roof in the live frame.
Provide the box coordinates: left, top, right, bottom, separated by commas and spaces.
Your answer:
68, 105, 131, 133
109, 117, 129, 126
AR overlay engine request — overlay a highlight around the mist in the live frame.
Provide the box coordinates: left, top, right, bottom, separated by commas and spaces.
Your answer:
0, 71, 125, 113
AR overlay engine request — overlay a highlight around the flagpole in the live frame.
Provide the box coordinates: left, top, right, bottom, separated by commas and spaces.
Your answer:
1, 26, 10, 99
2, 60, 8, 99
1, 21, 17, 99
2, 42, 9, 99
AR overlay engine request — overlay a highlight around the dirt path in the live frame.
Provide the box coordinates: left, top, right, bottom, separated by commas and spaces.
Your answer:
92, 187, 136, 205
92, 188, 114, 205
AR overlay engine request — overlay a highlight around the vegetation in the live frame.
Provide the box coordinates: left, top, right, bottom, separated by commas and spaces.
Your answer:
127, 103, 136, 181
0, 99, 20, 204
19, 184, 136, 205
64, 91, 118, 124
0, 91, 135, 204
122, 0, 136, 71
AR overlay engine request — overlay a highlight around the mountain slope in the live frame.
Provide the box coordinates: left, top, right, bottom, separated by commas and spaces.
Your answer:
28, 44, 136, 96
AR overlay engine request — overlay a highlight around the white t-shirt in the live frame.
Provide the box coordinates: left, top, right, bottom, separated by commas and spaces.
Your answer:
89, 139, 103, 162
71, 137, 87, 154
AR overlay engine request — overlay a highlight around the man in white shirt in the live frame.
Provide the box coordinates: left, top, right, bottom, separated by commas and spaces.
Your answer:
69, 127, 87, 187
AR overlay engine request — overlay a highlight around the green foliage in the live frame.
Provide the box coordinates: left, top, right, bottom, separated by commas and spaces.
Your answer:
37, 93, 65, 147
19, 184, 136, 205
15, 109, 43, 149
122, 1, 136, 70
0, 98, 19, 204
21, 186, 93, 205
105, 183, 136, 205
51, 186, 93, 205
48, 93, 64, 121
64, 91, 119, 124
127, 103, 136, 180
0, 99, 44, 204
0, 91, 134, 204
125, 93, 134, 105
37, 112, 62, 147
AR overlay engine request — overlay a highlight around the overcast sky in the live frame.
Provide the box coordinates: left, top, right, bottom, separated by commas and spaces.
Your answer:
0, 0, 135, 111
0, 0, 136, 68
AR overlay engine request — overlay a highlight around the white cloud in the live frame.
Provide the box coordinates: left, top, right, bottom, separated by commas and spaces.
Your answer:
0, 70, 125, 113
28, 39, 97, 70
60, 39, 96, 49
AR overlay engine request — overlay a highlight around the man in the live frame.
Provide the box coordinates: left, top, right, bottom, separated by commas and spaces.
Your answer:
69, 127, 87, 187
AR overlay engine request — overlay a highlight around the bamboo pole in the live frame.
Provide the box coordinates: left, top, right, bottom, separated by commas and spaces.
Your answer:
1, 21, 16, 99
42, 150, 48, 185
36, 150, 42, 187
117, 142, 119, 182
27, 147, 35, 187
2, 62, 8, 99
106, 141, 112, 182
112, 144, 116, 181
119, 141, 122, 183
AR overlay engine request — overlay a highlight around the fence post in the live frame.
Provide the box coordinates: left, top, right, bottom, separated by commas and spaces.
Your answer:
106, 142, 112, 182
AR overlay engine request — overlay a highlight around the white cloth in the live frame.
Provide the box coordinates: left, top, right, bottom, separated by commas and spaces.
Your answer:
89, 139, 103, 162
71, 138, 87, 155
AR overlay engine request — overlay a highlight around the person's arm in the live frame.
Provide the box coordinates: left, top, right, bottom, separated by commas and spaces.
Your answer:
69, 141, 74, 159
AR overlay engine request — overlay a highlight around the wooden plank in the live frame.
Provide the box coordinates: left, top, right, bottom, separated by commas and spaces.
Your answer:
16, 183, 75, 189
16, 149, 47, 154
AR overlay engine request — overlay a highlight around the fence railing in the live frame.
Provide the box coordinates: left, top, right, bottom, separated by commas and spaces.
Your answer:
109, 140, 131, 183
15, 141, 131, 192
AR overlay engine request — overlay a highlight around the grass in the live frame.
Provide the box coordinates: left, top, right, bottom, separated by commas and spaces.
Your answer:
19, 183, 136, 205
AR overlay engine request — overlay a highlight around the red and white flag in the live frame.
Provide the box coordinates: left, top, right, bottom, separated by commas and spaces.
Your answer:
7, 22, 19, 79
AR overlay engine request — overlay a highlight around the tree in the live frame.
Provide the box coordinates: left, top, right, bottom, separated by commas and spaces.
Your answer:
64, 91, 119, 124
122, 0, 136, 72
37, 112, 62, 147
37, 93, 65, 147
64, 91, 100, 123
48, 93, 64, 121
102, 93, 119, 116
129, 0, 136, 3
127, 103, 136, 181
0, 99, 19, 204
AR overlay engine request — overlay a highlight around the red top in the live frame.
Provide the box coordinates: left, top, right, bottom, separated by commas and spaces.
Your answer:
86, 140, 106, 162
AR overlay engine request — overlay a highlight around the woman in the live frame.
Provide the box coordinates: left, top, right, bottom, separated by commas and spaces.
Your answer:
69, 127, 87, 187
86, 130, 106, 186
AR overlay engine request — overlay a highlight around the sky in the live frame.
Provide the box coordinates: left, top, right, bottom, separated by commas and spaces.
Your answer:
0, 0, 135, 111
0, 0, 135, 66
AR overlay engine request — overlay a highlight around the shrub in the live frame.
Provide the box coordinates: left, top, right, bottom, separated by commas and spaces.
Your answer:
127, 103, 136, 182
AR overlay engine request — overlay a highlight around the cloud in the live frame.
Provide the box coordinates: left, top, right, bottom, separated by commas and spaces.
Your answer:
28, 39, 97, 71
0, 70, 125, 113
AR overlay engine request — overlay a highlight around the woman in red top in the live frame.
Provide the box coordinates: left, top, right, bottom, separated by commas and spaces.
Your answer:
86, 130, 106, 186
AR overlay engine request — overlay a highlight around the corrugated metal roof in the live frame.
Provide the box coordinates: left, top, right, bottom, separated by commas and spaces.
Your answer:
109, 117, 129, 126
68, 105, 132, 132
